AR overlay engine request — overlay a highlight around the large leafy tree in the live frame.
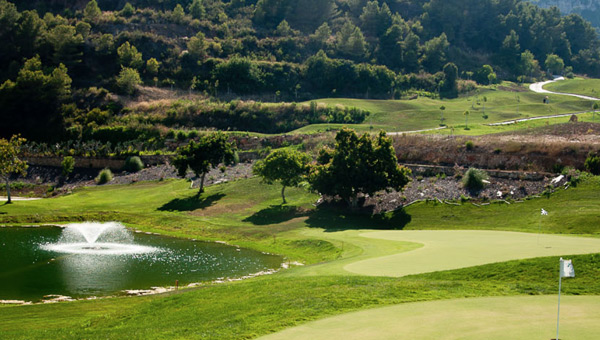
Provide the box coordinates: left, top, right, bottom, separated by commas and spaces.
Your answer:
253, 149, 311, 203
310, 128, 411, 208
0, 135, 28, 204
173, 133, 236, 195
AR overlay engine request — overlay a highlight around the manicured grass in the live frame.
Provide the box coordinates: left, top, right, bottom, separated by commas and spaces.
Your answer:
2, 176, 600, 339
2, 253, 600, 339
345, 230, 600, 277
258, 295, 600, 340
294, 83, 594, 134
544, 77, 600, 99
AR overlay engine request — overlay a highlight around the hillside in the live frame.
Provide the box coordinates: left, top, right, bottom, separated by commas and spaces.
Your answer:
1, 0, 600, 144
530, 0, 600, 28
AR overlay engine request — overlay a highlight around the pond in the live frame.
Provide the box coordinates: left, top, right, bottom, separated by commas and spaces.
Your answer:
0, 223, 282, 302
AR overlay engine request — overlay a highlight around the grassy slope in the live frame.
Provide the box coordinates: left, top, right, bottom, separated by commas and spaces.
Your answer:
294, 83, 594, 134
2, 176, 600, 339
543, 77, 600, 99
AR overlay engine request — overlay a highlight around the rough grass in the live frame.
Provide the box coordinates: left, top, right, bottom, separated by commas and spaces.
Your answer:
543, 77, 600, 99
295, 83, 595, 134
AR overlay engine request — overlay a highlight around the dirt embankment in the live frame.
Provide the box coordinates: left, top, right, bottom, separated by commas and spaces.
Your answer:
393, 122, 600, 173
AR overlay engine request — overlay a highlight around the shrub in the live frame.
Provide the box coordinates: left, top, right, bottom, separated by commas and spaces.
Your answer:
465, 140, 474, 151
61, 156, 75, 178
462, 168, 488, 191
123, 156, 144, 172
584, 152, 600, 175
95, 168, 113, 184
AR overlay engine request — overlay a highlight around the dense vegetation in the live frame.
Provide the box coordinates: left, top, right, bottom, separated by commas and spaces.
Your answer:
1, 0, 599, 141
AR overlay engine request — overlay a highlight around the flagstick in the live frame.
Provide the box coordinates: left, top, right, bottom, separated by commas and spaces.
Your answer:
556, 261, 562, 340
538, 213, 541, 245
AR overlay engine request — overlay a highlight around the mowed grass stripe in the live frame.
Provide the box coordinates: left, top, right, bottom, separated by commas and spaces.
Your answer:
258, 295, 600, 340
344, 230, 600, 277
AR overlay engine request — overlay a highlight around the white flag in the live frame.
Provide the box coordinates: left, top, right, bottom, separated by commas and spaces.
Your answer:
541, 208, 548, 216
560, 258, 575, 278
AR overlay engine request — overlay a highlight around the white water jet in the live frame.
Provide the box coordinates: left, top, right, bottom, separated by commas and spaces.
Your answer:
42, 222, 157, 255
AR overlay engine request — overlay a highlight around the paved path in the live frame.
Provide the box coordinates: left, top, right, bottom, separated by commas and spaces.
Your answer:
388, 126, 447, 135
0, 196, 42, 202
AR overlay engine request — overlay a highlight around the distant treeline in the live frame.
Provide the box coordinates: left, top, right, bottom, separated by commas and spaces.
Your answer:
1, 0, 600, 140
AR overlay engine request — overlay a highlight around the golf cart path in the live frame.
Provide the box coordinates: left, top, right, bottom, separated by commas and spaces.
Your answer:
0, 196, 42, 202
486, 77, 599, 126
343, 230, 600, 277
259, 295, 600, 340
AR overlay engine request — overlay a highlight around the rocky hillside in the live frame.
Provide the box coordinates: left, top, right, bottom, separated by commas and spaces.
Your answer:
531, 0, 600, 28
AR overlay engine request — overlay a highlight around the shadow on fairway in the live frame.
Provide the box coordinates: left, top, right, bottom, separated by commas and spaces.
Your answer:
305, 204, 411, 231
158, 193, 225, 212
243, 205, 309, 225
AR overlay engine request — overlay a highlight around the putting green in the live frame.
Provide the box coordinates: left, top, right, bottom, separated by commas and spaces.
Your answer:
259, 295, 600, 340
345, 230, 600, 277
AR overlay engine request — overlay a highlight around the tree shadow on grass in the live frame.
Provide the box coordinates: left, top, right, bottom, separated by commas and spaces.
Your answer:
158, 193, 225, 212
304, 203, 411, 231
243, 205, 309, 225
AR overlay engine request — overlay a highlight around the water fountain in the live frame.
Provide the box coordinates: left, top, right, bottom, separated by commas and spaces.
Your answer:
1, 222, 282, 301
42, 222, 157, 255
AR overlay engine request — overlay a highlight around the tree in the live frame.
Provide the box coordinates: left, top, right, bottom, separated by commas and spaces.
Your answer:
146, 58, 160, 76
46, 24, 84, 68
545, 53, 565, 75
310, 128, 411, 208
120, 3, 135, 17
117, 41, 143, 69
440, 62, 458, 98
592, 102, 599, 121
84, 0, 101, 23
171, 4, 185, 24
420, 33, 449, 73
335, 20, 368, 60
0, 56, 72, 140
463, 110, 470, 130
173, 133, 236, 195
0, 135, 28, 204
188, 0, 205, 20
275, 20, 292, 37
187, 32, 207, 59
253, 149, 311, 203
116, 67, 141, 95
474, 65, 496, 85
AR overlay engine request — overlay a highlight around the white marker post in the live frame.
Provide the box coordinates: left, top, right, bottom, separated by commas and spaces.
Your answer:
556, 257, 575, 340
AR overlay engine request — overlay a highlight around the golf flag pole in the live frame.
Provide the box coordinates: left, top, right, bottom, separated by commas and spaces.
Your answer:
556, 258, 575, 340
538, 208, 548, 245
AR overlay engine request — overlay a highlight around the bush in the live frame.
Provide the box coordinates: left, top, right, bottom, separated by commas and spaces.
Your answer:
465, 140, 474, 151
462, 168, 488, 192
584, 152, 600, 175
123, 156, 144, 172
61, 156, 75, 178
95, 168, 113, 184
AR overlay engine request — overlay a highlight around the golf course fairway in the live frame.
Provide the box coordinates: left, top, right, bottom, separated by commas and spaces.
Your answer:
258, 295, 600, 340
344, 230, 600, 277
